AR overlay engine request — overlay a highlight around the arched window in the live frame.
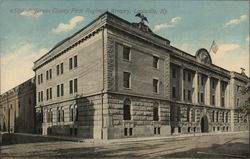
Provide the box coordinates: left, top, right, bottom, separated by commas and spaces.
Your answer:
50, 108, 53, 123
123, 99, 131, 120
47, 109, 50, 123
57, 107, 60, 122
75, 105, 78, 121
212, 110, 215, 122
60, 107, 64, 122
69, 105, 74, 121
153, 102, 159, 121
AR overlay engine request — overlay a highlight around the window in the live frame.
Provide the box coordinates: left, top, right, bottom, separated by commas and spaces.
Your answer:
201, 93, 204, 103
183, 89, 186, 100
216, 111, 219, 122
172, 87, 176, 98
172, 68, 176, 78
153, 79, 159, 93
198, 75, 200, 85
188, 90, 192, 101
46, 89, 49, 100
41, 91, 43, 102
221, 97, 225, 107
38, 92, 40, 102
74, 55, 78, 67
38, 75, 40, 84
69, 80, 73, 94
69, 105, 78, 122
212, 111, 215, 122
153, 56, 159, 69
49, 69, 52, 79
222, 112, 225, 122
211, 95, 215, 105
49, 88, 52, 99
69, 58, 73, 70
187, 108, 190, 122
123, 46, 130, 60
123, 72, 131, 88
41, 74, 43, 83
60, 107, 64, 122
226, 112, 228, 122
183, 71, 186, 81
153, 102, 159, 121
201, 76, 205, 86
129, 128, 133, 136
61, 84, 64, 96
212, 80, 215, 89
237, 98, 239, 107
57, 65, 60, 75
60, 63, 64, 74
124, 128, 128, 136
123, 99, 131, 120
188, 73, 191, 82
57, 107, 60, 122
74, 78, 78, 92
70, 106, 74, 121
57, 85, 60, 97
46, 71, 49, 80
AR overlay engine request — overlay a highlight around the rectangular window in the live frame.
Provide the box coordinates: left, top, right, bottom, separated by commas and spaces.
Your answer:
57, 85, 60, 97
38, 92, 40, 102
61, 84, 64, 96
60, 63, 64, 74
49, 88, 52, 99
201, 76, 204, 86
129, 128, 133, 136
198, 92, 200, 103
46, 89, 49, 100
153, 56, 159, 69
41, 74, 43, 83
172, 87, 176, 98
188, 73, 191, 82
74, 78, 78, 92
46, 71, 49, 80
201, 93, 204, 103
172, 68, 176, 78
69, 58, 73, 70
123, 72, 131, 88
183, 89, 186, 100
49, 69, 52, 79
74, 55, 78, 67
221, 97, 225, 107
69, 80, 73, 94
212, 95, 215, 105
124, 128, 128, 136
237, 98, 239, 107
41, 91, 43, 102
188, 90, 191, 101
57, 65, 60, 75
38, 75, 40, 84
153, 79, 159, 93
212, 80, 215, 89
183, 71, 186, 81
198, 75, 200, 85
123, 46, 130, 60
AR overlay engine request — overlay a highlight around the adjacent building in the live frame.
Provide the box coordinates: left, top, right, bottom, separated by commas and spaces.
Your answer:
0, 78, 36, 133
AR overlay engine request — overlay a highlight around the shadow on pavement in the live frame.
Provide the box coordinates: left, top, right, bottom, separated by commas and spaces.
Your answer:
1, 133, 70, 146
161, 142, 250, 158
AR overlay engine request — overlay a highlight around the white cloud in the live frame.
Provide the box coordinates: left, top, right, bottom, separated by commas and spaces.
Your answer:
224, 15, 247, 28
153, 16, 181, 32
217, 44, 240, 53
20, 10, 43, 17
52, 16, 85, 34
246, 36, 250, 41
0, 44, 49, 93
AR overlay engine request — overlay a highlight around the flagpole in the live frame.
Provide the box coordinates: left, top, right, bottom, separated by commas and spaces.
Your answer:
208, 41, 214, 53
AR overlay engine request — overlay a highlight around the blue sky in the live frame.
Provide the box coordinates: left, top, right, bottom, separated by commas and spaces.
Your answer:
0, 0, 249, 93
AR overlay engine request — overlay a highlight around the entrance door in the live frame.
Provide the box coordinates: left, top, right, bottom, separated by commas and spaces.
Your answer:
201, 116, 209, 133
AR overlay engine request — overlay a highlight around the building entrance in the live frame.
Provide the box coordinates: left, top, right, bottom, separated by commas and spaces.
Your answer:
201, 115, 209, 133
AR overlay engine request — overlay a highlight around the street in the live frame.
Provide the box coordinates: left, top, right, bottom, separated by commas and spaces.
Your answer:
0, 132, 249, 159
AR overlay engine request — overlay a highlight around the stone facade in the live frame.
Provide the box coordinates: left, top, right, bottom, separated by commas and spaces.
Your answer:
27, 12, 250, 139
0, 78, 36, 133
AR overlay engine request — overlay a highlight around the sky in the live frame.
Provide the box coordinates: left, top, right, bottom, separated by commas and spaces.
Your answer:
0, 0, 249, 93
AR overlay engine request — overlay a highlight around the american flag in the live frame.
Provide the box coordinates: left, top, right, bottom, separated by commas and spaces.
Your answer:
210, 41, 218, 54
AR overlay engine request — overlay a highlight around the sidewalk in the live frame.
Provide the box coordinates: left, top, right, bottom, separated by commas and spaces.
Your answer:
7, 131, 249, 145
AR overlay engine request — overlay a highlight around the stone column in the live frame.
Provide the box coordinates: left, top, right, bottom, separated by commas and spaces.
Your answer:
205, 76, 211, 105
192, 72, 198, 104
179, 67, 184, 101
216, 80, 221, 107
225, 83, 230, 108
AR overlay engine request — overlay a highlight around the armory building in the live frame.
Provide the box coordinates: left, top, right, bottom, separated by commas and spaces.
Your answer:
1, 12, 249, 139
